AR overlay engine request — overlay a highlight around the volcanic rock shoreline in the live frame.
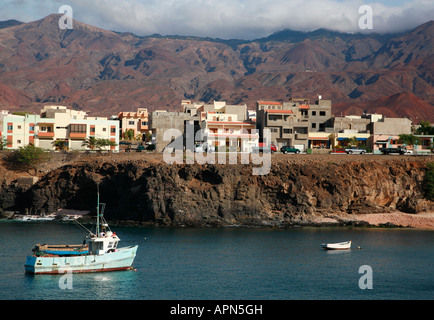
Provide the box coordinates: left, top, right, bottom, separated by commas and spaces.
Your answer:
1, 154, 433, 228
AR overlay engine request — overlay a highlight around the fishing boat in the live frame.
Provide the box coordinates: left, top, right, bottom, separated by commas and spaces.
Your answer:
24, 187, 138, 274
322, 241, 352, 250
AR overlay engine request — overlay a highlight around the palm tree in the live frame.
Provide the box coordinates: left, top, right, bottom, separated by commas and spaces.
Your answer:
398, 134, 420, 147
95, 138, 117, 150
124, 129, 134, 140
81, 137, 97, 150
347, 136, 359, 147
52, 139, 68, 151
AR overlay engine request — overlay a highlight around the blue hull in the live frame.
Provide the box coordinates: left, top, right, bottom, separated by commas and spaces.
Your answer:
42, 250, 89, 256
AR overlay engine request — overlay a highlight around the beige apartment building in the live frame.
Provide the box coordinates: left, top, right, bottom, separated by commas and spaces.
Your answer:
118, 108, 149, 140
256, 97, 333, 151
1, 106, 120, 151
150, 100, 256, 152
197, 101, 258, 152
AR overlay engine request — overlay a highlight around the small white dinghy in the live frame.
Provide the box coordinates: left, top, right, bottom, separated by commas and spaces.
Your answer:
322, 241, 351, 250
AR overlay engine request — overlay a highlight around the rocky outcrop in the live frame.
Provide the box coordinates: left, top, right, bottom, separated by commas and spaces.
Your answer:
2, 158, 432, 227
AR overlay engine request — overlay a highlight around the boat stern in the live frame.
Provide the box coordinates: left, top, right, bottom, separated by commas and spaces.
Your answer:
24, 256, 37, 274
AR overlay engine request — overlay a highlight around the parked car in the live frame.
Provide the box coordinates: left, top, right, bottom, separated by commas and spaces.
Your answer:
380, 146, 407, 155
345, 147, 366, 154
253, 143, 277, 153
280, 146, 301, 154
195, 143, 215, 153
195, 144, 205, 153
119, 141, 132, 145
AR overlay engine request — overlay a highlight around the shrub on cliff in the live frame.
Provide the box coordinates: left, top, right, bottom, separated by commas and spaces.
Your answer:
423, 162, 434, 201
4, 145, 50, 175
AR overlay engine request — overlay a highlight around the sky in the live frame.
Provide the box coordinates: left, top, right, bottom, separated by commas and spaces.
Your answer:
0, 0, 433, 39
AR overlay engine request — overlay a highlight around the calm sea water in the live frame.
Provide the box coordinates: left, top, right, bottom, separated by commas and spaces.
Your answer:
0, 222, 433, 300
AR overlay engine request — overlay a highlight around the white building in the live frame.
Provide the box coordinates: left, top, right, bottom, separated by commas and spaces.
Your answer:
198, 102, 259, 152
0, 106, 120, 151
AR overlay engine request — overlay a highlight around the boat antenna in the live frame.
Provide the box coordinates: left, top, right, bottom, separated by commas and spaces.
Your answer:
96, 182, 100, 236
95, 182, 108, 236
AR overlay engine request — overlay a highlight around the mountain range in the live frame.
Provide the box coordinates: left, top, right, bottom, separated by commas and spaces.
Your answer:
0, 14, 432, 121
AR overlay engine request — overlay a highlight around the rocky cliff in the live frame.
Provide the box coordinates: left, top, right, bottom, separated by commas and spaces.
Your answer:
2, 156, 432, 227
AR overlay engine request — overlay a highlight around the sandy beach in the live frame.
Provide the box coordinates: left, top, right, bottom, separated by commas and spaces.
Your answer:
353, 212, 434, 230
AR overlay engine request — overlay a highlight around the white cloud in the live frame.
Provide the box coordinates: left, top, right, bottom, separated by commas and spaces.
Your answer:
0, 0, 433, 39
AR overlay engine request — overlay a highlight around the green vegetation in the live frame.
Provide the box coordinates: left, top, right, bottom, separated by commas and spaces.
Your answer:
398, 133, 421, 146
81, 137, 117, 151
52, 139, 69, 151
415, 121, 434, 135
5, 145, 50, 174
0, 138, 7, 150
423, 162, 434, 201
123, 129, 135, 140
347, 136, 360, 147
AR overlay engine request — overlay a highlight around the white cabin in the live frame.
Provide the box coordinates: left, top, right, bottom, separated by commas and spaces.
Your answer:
89, 231, 120, 255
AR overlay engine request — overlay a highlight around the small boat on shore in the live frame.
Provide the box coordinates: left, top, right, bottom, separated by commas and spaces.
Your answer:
13, 214, 56, 222
322, 241, 351, 250
24, 187, 138, 274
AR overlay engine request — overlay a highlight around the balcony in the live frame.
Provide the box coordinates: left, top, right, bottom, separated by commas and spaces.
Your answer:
295, 133, 308, 140
69, 132, 87, 139
38, 131, 55, 138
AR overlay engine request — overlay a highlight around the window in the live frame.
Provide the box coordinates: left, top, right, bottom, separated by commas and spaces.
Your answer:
102, 128, 107, 132
29, 126, 35, 131
70, 124, 86, 133
142, 121, 148, 126
90, 127, 95, 133
283, 129, 292, 134
269, 115, 282, 121
312, 111, 316, 116
312, 123, 317, 128
270, 128, 278, 133
320, 111, 326, 116
128, 121, 135, 125
17, 125, 21, 129
7, 125, 13, 131
17, 140, 21, 144
110, 127, 116, 134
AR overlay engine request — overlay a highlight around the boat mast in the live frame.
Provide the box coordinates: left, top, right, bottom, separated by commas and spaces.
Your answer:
96, 183, 100, 236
